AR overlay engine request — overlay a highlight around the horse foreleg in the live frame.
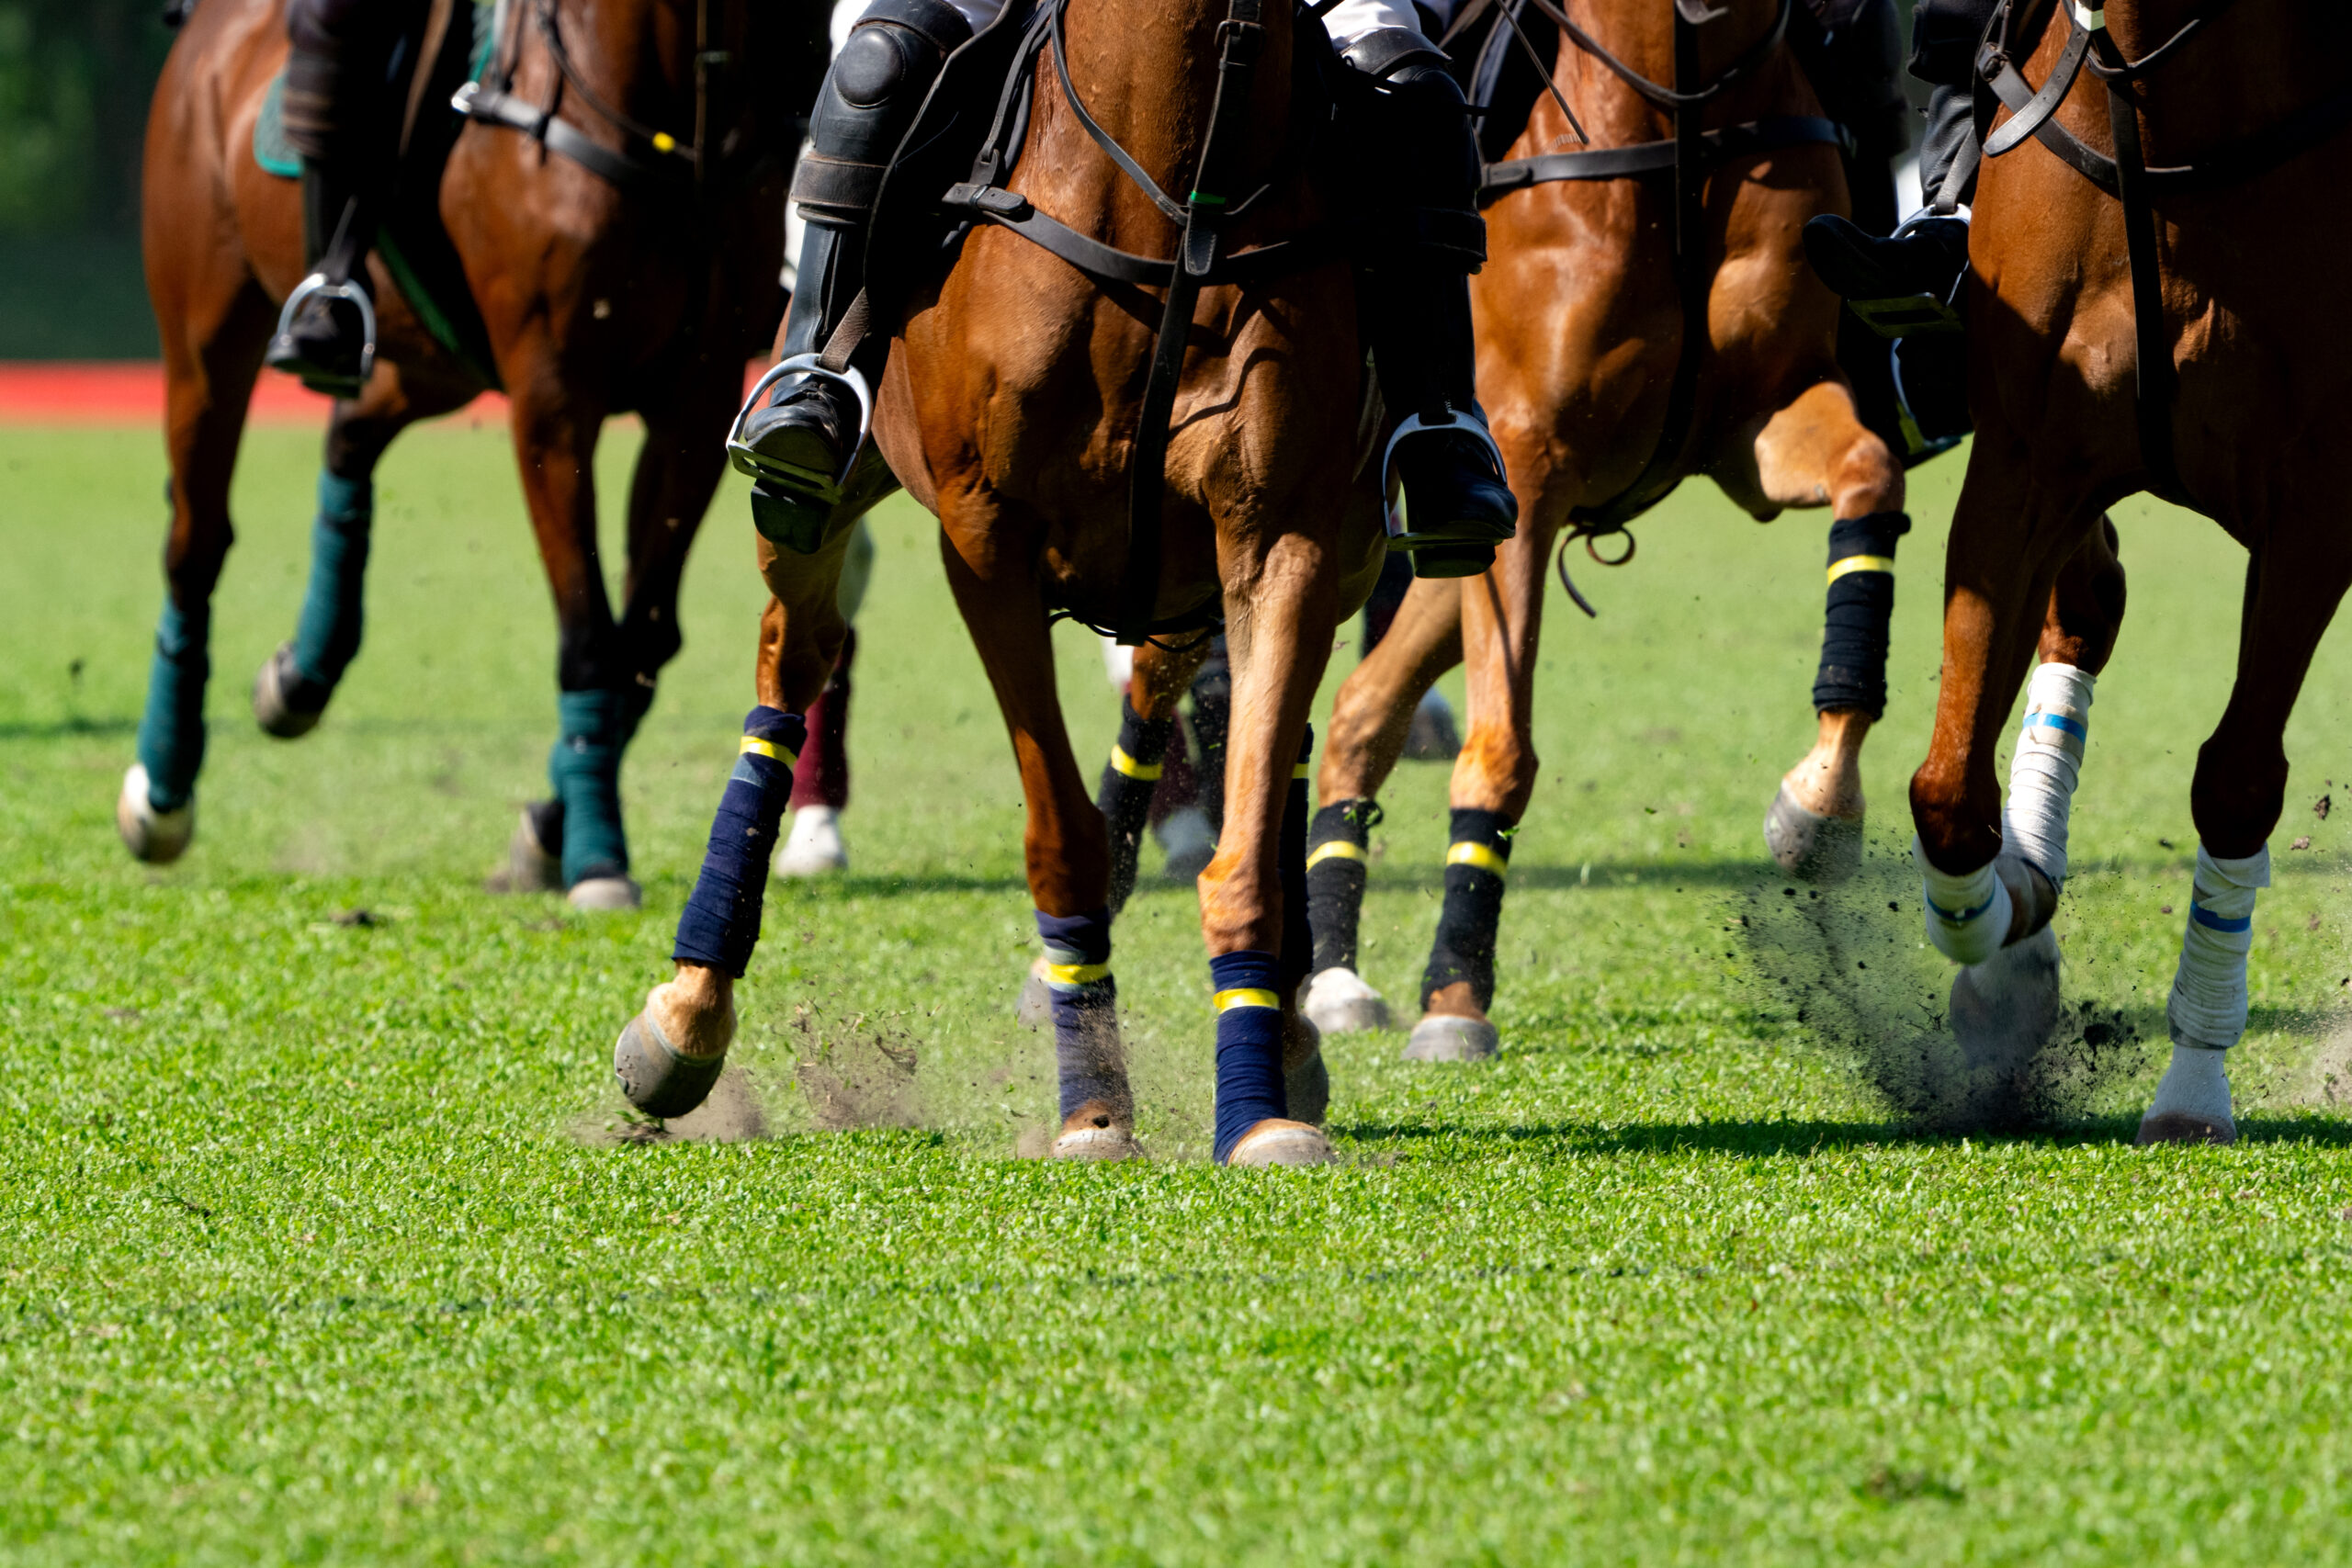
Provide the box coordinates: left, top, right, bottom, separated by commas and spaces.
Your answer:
251, 363, 473, 739
121, 271, 272, 863
938, 505, 1136, 1159
1203, 529, 1345, 1167
1747, 378, 1907, 882
613, 527, 853, 1122
1301, 571, 1464, 1037
2138, 514, 2352, 1145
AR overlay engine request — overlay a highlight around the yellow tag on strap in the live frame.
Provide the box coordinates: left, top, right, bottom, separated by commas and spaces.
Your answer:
741, 736, 799, 767
1046, 961, 1112, 986
1213, 987, 1281, 1011
1306, 840, 1366, 869
1447, 841, 1508, 875
1826, 554, 1897, 584
1110, 745, 1163, 781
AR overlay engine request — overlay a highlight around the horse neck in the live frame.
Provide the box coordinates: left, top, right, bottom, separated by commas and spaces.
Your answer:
1036, 0, 1297, 248
551, 0, 741, 136
1534, 0, 1789, 148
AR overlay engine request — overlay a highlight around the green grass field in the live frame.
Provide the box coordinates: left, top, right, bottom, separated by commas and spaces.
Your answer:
6, 416, 2352, 1564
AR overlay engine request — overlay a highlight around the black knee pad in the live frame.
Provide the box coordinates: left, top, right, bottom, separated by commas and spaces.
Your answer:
796, 0, 973, 227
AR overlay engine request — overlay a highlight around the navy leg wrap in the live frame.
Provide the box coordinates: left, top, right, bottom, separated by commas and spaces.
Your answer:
1306, 798, 1380, 975
1281, 728, 1315, 996
1037, 907, 1126, 1121
1210, 949, 1287, 1163
548, 687, 633, 886
136, 599, 209, 811
288, 469, 372, 689
1096, 698, 1174, 915
673, 707, 805, 976
1420, 807, 1514, 1011
1812, 512, 1911, 719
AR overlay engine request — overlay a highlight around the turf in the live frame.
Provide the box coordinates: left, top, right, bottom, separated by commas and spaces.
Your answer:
4, 417, 2352, 1565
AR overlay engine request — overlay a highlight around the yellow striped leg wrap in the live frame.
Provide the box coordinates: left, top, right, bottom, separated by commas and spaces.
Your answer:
1046, 960, 1113, 989
1110, 744, 1162, 781
740, 735, 800, 769
1447, 840, 1509, 876
1213, 987, 1282, 1011
1826, 554, 1897, 584
1306, 840, 1366, 870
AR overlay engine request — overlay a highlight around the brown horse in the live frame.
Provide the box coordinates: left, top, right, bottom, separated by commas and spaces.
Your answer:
1908, 0, 2352, 1144
614, 0, 1387, 1165
117, 0, 811, 906
1301, 0, 1908, 1057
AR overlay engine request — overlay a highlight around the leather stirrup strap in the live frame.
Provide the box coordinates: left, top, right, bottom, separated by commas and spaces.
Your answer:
402, 0, 461, 160
2106, 73, 2185, 505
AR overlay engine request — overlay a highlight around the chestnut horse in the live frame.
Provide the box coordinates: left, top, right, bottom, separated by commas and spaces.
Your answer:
1909, 0, 2352, 1144
1302, 0, 1906, 1058
615, 0, 1386, 1165
119, 0, 811, 906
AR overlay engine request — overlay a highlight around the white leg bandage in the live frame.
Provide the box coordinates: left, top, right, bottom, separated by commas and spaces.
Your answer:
2165, 842, 2270, 1049
1916, 835, 2014, 966
2002, 662, 2093, 889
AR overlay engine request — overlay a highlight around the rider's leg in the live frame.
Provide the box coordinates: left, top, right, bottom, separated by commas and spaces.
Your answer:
1803, 0, 1996, 310
268, 0, 415, 395
734, 0, 980, 543
1333, 20, 1520, 573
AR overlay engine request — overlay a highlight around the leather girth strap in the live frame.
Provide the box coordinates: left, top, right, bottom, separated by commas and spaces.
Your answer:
1977, 0, 2352, 508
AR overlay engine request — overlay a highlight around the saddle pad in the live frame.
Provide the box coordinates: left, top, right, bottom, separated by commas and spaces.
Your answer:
253, 73, 301, 179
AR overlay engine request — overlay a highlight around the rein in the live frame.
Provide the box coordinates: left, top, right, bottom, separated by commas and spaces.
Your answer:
1977, 0, 2352, 504
1471, 0, 1839, 581
454, 0, 729, 196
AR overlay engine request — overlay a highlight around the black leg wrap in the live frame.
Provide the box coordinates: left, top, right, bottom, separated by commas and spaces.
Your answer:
1306, 799, 1382, 976
671, 707, 806, 977
1811, 512, 1911, 719
1096, 698, 1175, 916
1281, 728, 1315, 997
1420, 807, 1514, 1012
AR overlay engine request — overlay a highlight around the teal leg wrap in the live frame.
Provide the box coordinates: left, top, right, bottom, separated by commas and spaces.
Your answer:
136, 600, 209, 811
548, 686, 630, 886
289, 470, 373, 688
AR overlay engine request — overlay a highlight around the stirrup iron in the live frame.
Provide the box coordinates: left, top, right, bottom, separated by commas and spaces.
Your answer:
271, 272, 378, 386
1380, 407, 1510, 550
726, 355, 875, 501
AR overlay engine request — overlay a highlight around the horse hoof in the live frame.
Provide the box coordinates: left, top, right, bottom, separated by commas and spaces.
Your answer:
613, 1010, 727, 1119
1156, 806, 1216, 882
116, 763, 194, 864
1304, 966, 1393, 1034
568, 875, 641, 912
1016, 957, 1053, 1029
1402, 688, 1462, 761
1403, 1014, 1499, 1062
2136, 1111, 2237, 1147
1285, 1042, 1330, 1129
1225, 1119, 1334, 1168
1950, 926, 2062, 1077
776, 805, 848, 875
484, 807, 564, 894
251, 642, 328, 739
1051, 1123, 1140, 1161
1764, 786, 1862, 883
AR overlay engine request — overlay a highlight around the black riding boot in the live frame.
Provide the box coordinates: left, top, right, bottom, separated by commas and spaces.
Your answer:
1803, 84, 1976, 325
1340, 30, 1519, 581
266, 156, 381, 398
732, 0, 973, 549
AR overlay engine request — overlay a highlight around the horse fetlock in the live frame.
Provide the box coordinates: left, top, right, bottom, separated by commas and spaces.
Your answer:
252, 641, 333, 739
2165, 842, 2270, 1053
1764, 785, 1862, 883
650, 965, 737, 1060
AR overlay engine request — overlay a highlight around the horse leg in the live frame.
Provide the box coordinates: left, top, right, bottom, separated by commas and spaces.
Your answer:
778, 520, 876, 878
251, 366, 471, 738
1748, 378, 1909, 882
933, 505, 1137, 1159
611, 525, 854, 1122
499, 377, 640, 909
1097, 634, 1214, 914
1203, 525, 1347, 1167
1303, 572, 1464, 1036
2138, 518, 2352, 1145
1944, 516, 2128, 1068
119, 274, 272, 863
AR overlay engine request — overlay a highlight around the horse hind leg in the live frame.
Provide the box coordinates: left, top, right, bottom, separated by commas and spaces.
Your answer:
2139, 517, 2352, 1146
251, 365, 467, 738
1744, 379, 1907, 883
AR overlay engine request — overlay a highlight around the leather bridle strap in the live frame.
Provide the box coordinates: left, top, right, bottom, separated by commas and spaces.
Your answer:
1522, 0, 1790, 111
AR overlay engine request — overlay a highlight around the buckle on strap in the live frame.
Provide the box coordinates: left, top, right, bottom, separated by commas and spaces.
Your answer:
725, 355, 875, 493
273, 273, 378, 386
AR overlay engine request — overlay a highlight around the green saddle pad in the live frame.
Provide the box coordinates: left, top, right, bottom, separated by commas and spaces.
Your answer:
254, 73, 301, 180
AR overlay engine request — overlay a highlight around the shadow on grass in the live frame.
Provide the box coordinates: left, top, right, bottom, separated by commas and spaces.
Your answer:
1333, 1111, 2352, 1156
0, 716, 137, 739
